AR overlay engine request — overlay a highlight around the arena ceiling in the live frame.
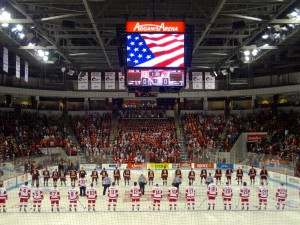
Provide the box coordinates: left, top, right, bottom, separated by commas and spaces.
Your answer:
0, 0, 300, 76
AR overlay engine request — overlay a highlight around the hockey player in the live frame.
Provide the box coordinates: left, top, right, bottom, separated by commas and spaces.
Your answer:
31, 168, 39, 187
225, 166, 233, 185
276, 182, 287, 210
70, 168, 77, 186
205, 173, 213, 186
161, 166, 168, 186
123, 168, 131, 186
130, 182, 142, 211
0, 182, 8, 212
200, 168, 207, 185
50, 184, 60, 212
86, 183, 97, 211
32, 183, 44, 212
248, 166, 257, 185
168, 183, 178, 210
152, 184, 162, 211
214, 167, 222, 185
207, 180, 218, 210
222, 182, 233, 210
260, 167, 268, 185
113, 167, 120, 185
258, 182, 268, 210
78, 174, 87, 196
188, 168, 195, 185
100, 168, 108, 181
59, 170, 67, 186
68, 184, 79, 211
52, 169, 59, 186
79, 167, 87, 178
91, 168, 99, 185
19, 181, 31, 212
236, 167, 243, 185
108, 182, 119, 211
240, 182, 250, 210
175, 166, 182, 179
185, 181, 196, 210
43, 168, 50, 186
148, 169, 154, 186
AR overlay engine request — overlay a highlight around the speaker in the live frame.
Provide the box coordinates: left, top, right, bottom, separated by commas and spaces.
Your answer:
62, 20, 75, 29
232, 21, 246, 29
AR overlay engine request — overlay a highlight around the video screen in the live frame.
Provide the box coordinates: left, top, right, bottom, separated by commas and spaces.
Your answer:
127, 69, 184, 86
126, 33, 184, 68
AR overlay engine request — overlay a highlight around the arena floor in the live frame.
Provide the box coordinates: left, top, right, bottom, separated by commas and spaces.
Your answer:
1, 169, 299, 225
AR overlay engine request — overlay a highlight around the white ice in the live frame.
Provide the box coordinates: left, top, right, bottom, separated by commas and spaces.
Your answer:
1, 169, 299, 225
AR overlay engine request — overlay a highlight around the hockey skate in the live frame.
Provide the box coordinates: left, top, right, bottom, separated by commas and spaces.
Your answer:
212, 206, 215, 210
75, 208, 77, 212
258, 206, 261, 210
57, 208, 60, 212
224, 206, 226, 210
242, 206, 244, 210
69, 208, 71, 212
208, 206, 210, 210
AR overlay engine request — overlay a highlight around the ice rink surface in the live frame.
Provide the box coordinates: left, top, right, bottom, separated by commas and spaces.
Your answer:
1, 169, 299, 225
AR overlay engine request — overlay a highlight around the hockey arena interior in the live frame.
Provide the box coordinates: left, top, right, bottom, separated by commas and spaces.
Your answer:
0, 0, 300, 225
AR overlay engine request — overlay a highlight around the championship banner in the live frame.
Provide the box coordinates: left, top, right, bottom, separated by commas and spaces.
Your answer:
105, 71, 115, 90
118, 72, 125, 90
185, 72, 189, 89
3, 47, 8, 73
24, 61, 28, 82
192, 72, 202, 89
16, 55, 20, 79
204, 72, 215, 89
91, 72, 101, 90
78, 72, 89, 90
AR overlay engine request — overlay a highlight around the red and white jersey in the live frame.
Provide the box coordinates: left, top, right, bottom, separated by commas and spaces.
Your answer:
130, 186, 141, 200
0, 188, 8, 200
222, 186, 233, 198
68, 188, 78, 200
168, 187, 178, 200
240, 186, 250, 199
78, 178, 87, 187
207, 183, 218, 197
276, 186, 287, 200
50, 188, 60, 200
86, 187, 97, 200
258, 186, 268, 199
19, 185, 31, 198
152, 187, 163, 200
108, 186, 119, 199
185, 186, 196, 199
33, 188, 44, 200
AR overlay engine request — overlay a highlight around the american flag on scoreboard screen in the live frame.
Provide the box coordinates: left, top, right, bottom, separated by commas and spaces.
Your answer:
126, 33, 184, 68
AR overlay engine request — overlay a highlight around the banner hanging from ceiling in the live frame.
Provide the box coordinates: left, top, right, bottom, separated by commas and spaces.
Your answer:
78, 72, 89, 90
24, 61, 28, 82
91, 72, 102, 90
192, 72, 203, 89
105, 72, 115, 90
204, 72, 215, 90
3, 47, 8, 73
16, 55, 20, 79
118, 72, 125, 90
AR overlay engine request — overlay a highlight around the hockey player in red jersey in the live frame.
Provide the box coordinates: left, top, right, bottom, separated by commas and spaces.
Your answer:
248, 166, 257, 185
258, 182, 268, 210
50, 184, 60, 212
42, 168, 50, 186
276, 182, 287, 210
207, 180, 218, 210
91, 169, 99, 185
225, 166, 233, 185
68, 184, 79, 211
86, 183, 97, 211
188, 168, 195, 185
123, 168, 131, 186
222, 182, 233, 210
200, 168, 207, 185
59, 170, 67, 186
108, 182, 119, 211
185, 181, 196, 210
69, 168, 77, 186
130, 182, 142, 211
175, 166, 182, 179
161, 166, 168, 186
260, 167, 268, 185
239, 182, 250, 210
100, 168, 108, 181
31, 168, 39, 187
52, 169, 59, 186
168, 183, 178, 210
148, 169, 155, 186
19, 181, 31, 212
0, 182, 8, 212
32, 183, 44, 212
236, 167, 243, 185
214, 167, 222, 185
152, 184, 162, 211
113, 167, 120, 185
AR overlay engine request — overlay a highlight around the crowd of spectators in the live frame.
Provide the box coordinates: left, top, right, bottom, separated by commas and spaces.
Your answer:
119, 109, 166, 118
112, 118, 180, 163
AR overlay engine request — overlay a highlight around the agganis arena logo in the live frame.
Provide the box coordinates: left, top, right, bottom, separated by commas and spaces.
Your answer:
133, 22, 179, 32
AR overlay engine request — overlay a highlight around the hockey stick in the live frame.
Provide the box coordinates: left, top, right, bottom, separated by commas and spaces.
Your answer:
197, 197, 207, 208
77, 198, 86, 209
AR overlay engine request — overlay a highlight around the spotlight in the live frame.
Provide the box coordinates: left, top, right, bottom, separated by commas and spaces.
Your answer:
38, 50, 45, 57
244, 50, 250, 56
16, 24, 23, 31
290, 11, 298, 17
0, 11, 11, 20
1, 23, 8, 27
44, 51, 49, 56
18, 33, 25, 39
273, 25, 281, 32
61, 67, 66, 73
245, 56, 250, 61
28, 42, 35, 47
43, 56, 48, 62
252, 49, 258, 56
213, 71, 218, 77
221, 69, 228, 76
262, 34, 269, 39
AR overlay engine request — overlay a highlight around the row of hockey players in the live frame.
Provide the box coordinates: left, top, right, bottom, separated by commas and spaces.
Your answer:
33, 166, 268, 187
0, 178, 290, 212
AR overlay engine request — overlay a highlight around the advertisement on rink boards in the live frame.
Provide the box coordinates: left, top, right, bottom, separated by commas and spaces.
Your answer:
179, 163, 191, 168
126, 163, 147, 169
78, 164, 98, 171
149, 163, 171, 169
216, 164, 234, 170
194, 163, 214, 169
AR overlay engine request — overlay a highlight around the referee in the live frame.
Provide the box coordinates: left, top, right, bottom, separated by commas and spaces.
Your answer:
102, 174, 111, 195
173, 175, 182, 191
